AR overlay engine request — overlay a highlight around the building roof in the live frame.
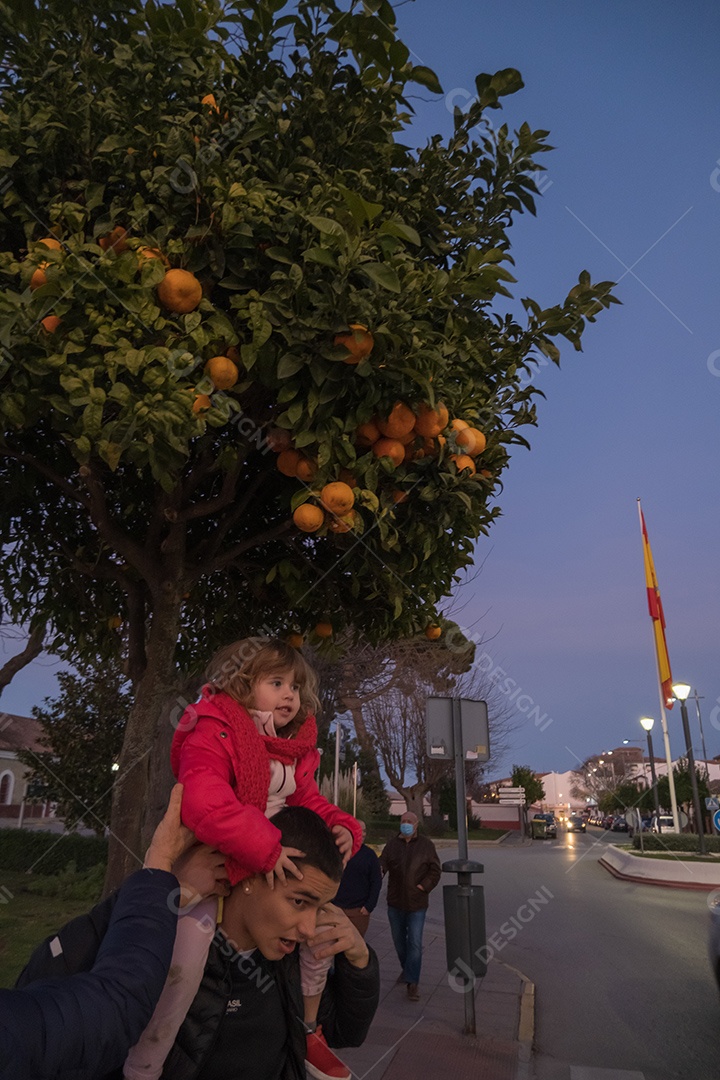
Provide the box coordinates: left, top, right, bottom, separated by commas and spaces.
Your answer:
0, 712, 45, 754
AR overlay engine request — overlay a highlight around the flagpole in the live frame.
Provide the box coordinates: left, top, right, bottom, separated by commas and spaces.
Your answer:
637, 499, 680, 832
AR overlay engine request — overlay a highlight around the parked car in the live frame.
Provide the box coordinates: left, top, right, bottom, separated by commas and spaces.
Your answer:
532, 813, 557, 838
611, 816, 629, 832
651, 815, 676, 833
566, 814, 587, 833
602, 815, 614, 829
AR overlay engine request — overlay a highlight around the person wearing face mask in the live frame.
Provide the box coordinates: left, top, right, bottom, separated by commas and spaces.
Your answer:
379, 812, 441, 1002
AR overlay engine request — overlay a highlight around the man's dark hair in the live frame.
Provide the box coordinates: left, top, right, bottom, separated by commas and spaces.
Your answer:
269, 807, 343, 882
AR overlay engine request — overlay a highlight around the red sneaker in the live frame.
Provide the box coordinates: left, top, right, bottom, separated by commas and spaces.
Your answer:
305, 1025, 351, 1080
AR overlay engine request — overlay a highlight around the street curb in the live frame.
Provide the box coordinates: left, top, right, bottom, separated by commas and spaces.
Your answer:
496, 960, 535, 1080
599, 854, 719, 891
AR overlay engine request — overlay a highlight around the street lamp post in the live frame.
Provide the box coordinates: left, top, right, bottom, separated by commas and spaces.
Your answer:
672, 682, 706, 855
639, 718, 662, 834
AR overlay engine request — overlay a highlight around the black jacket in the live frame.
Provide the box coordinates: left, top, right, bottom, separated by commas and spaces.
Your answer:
162, 935, 380, 1079
2, 869, 178, 1080
379, 833, 441, 911
17, 886, 380, 1080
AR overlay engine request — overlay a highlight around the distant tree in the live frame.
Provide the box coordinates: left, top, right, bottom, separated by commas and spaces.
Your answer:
657, 759, 709, 828
17, 659, 130, 836
511, 765, 544, 806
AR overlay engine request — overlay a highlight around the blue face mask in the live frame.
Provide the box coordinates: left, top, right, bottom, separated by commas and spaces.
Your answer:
400, 823, 414, 837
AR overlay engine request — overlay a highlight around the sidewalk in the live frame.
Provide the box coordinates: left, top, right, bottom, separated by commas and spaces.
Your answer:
340, 875, 534, 1080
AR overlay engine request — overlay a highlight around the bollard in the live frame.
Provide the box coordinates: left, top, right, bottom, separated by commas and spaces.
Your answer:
442, 859, 486, 1035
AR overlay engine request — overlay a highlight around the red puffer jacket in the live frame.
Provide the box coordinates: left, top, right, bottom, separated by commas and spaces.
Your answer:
171, 690, 361, 885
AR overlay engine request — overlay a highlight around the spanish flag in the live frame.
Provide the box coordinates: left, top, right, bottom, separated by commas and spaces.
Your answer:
638, 501, 674, 708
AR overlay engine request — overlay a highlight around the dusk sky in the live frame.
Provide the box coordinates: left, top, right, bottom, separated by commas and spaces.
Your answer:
2, 2, 718, 781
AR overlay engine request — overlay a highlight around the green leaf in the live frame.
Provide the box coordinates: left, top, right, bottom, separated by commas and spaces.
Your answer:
303, 246, 338, 268
407, 65, 444, 95
306, 215, 346, 238
377, 220, 421, 246
0, 150, 18, 168
277, 354, 305, 379
361, 262, 401, 293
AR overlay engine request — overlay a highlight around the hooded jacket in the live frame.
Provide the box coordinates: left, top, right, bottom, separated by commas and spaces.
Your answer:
171, 690, 361, 884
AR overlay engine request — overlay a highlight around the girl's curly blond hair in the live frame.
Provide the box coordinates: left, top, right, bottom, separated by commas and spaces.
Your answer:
204, 637, 321, 736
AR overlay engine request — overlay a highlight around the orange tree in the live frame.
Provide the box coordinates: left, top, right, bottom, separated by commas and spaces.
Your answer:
0, 0, 618, 884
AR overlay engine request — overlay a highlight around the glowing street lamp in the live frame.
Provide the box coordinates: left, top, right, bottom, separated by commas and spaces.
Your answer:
640, 717, 662, 833
672, 682, 706, 854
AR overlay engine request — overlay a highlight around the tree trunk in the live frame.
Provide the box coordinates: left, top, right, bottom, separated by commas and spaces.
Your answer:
402, 785, 427, 820
103, 594, 182, 893
140, 672, 202, 849
341, 695, 383, 788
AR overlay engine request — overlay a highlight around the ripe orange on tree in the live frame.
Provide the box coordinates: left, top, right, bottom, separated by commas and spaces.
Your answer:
293, 503, 325, 533
204, 355, 239, 390
338, 469, 358, 488
356, 419, 381, 447
30, 266, 48, 290
37, 236, 62, 251
455, 427, 486, 456
450, 454, 476, 475
40, 315, 62, 333
334, 323, 374, 364
107, 615, 123, 630
99, 226, 129, 254
287, 633, 304, 649
157, 268, 203, 314
276, 448, 302, 477
414, 403, 449, 438
192, 393, 212, 415
377, 402, 415, 439
425, 625, 442, 640
392, 489, 408, 504
201, 93, 219, 113
295, 457, 317, 483
314, 622, 334, 639
450, 418, 468, 432
372, 438, 405, 467
138, 246, 169, 266
320, 481, 355, 515
328, 512, 355, 534
266, 427, 292, 453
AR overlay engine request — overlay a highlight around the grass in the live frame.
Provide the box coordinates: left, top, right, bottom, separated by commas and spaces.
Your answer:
629, 851, 720, 864
0, 871, 100, 988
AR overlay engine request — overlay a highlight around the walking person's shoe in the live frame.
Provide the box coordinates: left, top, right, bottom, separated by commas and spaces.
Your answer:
406, 983, 420, 1001
306, 1024, 351, 1080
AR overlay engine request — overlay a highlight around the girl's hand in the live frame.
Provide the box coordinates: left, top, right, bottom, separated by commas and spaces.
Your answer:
332, 825, 353, 864
266, 846, 305, 889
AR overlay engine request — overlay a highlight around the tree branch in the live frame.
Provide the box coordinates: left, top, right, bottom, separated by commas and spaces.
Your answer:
0, 623, 46, 697
176, 454, 244, 523
0, 447, 91, 510
197, 520, 293, 577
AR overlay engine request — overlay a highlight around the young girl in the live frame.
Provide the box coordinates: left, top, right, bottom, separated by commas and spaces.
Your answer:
124, 638, 361, 1080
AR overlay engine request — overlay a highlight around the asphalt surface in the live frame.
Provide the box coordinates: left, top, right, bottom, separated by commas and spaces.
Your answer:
472, 827, 719, 1079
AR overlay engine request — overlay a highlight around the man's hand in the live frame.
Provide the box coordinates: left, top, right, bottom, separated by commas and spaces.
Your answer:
306, 902, 369, 969
172, 844, 231, 908
416, 884, 425, 891
331, 825, 353, 864
144, 784, 195, 872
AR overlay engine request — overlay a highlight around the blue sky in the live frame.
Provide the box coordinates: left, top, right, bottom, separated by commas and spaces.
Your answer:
395, 1, 720, 774
2, 1, 719, 779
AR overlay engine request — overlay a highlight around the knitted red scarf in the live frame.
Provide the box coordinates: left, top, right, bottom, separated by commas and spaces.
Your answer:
208, 690, 318, 764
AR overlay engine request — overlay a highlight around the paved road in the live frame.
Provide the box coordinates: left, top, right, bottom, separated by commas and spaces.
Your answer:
454, 827, 719, 1080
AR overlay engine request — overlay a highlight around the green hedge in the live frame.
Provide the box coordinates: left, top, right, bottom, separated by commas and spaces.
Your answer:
632, 833, 720, 853
0, 828, 107, 875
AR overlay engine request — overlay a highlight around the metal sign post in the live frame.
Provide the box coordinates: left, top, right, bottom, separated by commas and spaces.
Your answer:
426, 697, 489, 1037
